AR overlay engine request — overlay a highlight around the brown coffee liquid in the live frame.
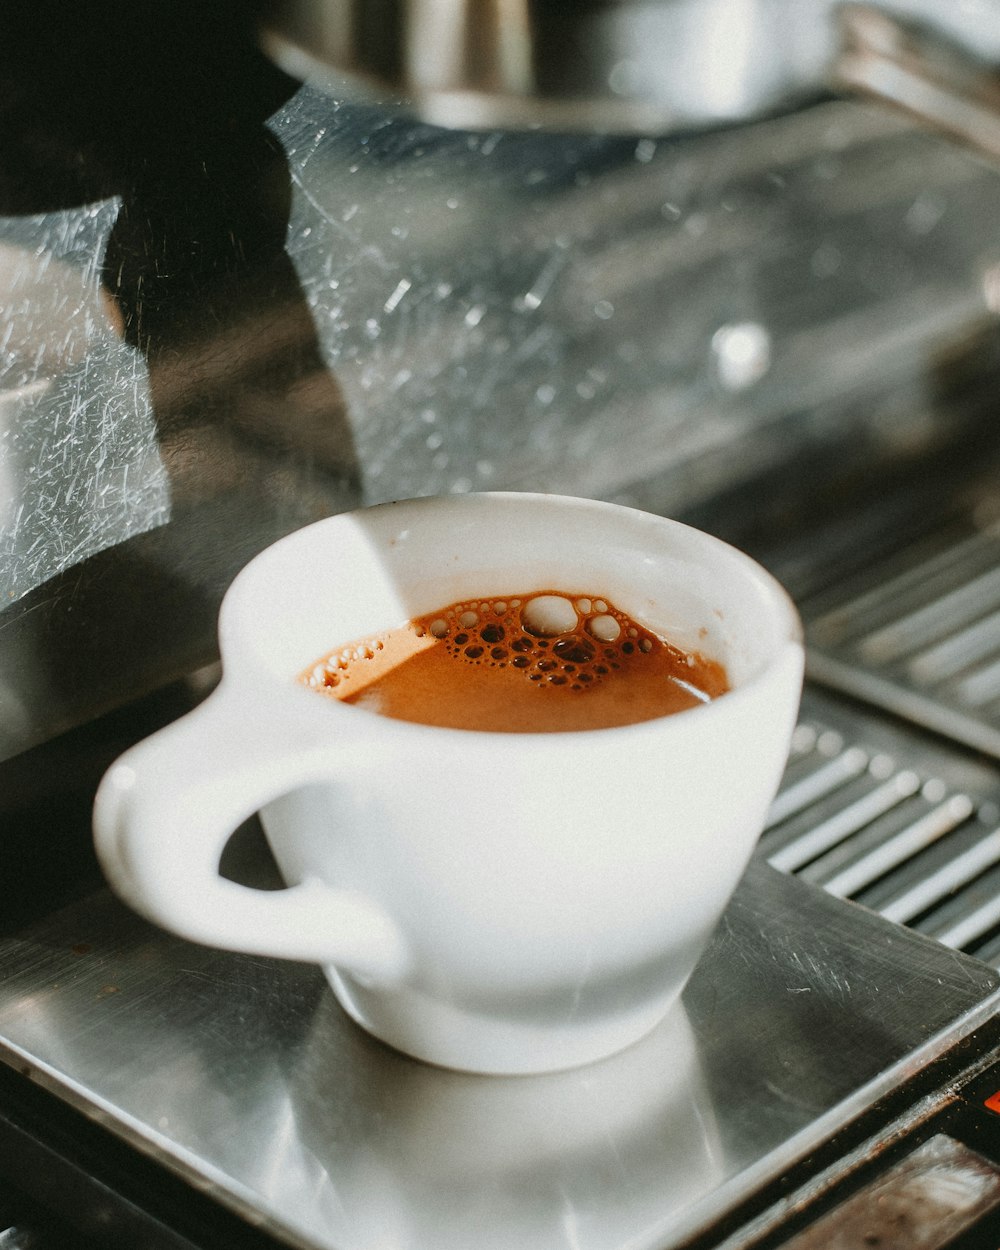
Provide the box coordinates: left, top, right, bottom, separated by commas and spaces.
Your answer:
300, 592, 728, 733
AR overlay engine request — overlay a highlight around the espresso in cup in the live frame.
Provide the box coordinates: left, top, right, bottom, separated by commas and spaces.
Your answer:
300, 590, 728, 733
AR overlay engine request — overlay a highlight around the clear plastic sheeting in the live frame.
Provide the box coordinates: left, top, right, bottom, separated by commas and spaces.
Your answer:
0, 204, 168, 606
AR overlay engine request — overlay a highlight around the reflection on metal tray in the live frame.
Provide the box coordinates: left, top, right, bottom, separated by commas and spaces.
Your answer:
0, 757, 996, 1249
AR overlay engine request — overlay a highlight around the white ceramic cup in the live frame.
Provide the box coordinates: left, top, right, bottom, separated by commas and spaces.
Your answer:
93, 492, 803, 1074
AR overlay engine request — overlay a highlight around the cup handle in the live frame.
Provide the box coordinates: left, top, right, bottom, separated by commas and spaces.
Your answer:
92, 684, 411, 982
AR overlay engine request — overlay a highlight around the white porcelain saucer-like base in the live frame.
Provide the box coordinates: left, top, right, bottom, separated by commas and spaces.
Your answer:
327, 968, 685, 1075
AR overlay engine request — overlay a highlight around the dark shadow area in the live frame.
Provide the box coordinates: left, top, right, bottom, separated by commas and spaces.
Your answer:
1, 1, 291, 213
0, 0, 363, 754
0, 674, 217, 933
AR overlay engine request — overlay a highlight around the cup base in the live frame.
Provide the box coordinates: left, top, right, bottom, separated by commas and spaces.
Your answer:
326, 968, 684, 1075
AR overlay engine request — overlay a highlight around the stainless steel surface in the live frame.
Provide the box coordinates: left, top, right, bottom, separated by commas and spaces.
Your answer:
0, 803, 996, 1250
260, 0, 1000, 136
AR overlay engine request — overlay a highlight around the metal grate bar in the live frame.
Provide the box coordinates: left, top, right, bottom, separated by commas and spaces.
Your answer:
967, 928, 1000, 969
764, 745, 869, 830
804, 512, 1000, 760
808, 523, 1000, 649
858, 563, 1000, 666
908, 606, 1000, 685
931, 892, 1000, 951
953, 655, 1000, 708
877, 825, 1000, 925
764, 707, 1000, 967
768, 770, 921, 872
815, 795, 974, 900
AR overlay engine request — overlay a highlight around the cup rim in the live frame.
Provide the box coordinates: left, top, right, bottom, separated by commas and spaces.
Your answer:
217, 492, 804, 741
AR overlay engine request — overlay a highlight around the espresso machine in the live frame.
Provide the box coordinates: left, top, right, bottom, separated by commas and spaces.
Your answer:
7, 2, 1000, 1245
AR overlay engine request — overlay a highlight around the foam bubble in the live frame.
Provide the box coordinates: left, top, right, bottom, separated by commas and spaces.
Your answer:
587, 614, 620, 642
417, 591, 678, 691
301, 590, 722, 712
521, 595, 578, 637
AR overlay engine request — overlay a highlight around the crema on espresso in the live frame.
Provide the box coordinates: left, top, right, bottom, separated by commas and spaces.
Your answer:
300, 591, 728, 733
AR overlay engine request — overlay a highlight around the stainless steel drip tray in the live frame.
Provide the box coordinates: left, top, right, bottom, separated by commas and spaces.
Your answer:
0, 839, 996, 1250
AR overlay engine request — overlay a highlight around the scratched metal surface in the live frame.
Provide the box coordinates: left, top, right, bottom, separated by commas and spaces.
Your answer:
0, 852, 994, 1250
7, 93, 998, 605
5, 2, 1000, 762
0, 207, 167, 604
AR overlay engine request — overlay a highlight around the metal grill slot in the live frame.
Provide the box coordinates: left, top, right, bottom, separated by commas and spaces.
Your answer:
858, 564, 1000, 666
763, 769, 885, 858
812, 795, 975, 899
921, 867, 1000, 950
808, 523, 1000, 649
967, 928, 1000, 969
796, 794, 926, 886
763, 709, 1000, 967
768, 770, 921, 873
804, 520, 1000, 759
875, 825, 1000, 925
908, 607, 1000, 684
952, 656, 1000, 708
764, 743, 869, 829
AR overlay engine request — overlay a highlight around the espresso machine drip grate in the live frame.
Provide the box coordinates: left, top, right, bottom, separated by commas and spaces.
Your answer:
760, 689, 1000, 968
804, 503, 1000, 759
